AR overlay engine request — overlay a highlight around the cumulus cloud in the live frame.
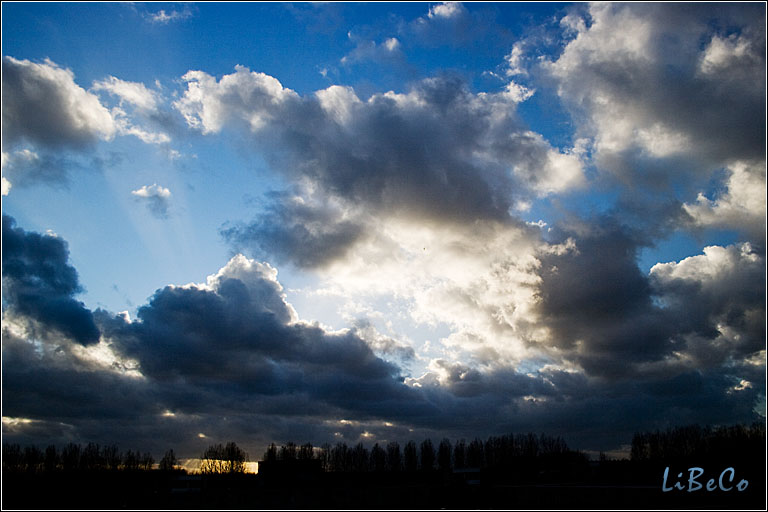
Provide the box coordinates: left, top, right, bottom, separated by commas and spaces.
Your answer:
1, 56, 116, 149
222, 190, 365, 269
427, 2, 464, 20
546, 3, 765, 176
131, 183, 172, 219
682, 160, 767, 244
530, 215, 765, 389
174, 65, 587, 367
175, 67, 583, 235
1, 57, 177, 187
2, 219, 763, 458
2, 215, 100, 345
650, 243, 765, 363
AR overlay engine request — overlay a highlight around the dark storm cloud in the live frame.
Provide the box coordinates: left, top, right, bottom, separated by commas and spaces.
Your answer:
2, 215, 100, 345
2, 215, 763, 458
1, 56, 115, 150
1, 329, 152, 422
221, 191, 366, 268
533, 216, 765, 381
100, 256, 429, 421
534, 219, 674, 377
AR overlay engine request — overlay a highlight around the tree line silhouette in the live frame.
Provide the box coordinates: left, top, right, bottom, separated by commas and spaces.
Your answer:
261, 432, 582, 473
2, 442, 177, 474
630, 422, 766, 462
4, 422, 765, 476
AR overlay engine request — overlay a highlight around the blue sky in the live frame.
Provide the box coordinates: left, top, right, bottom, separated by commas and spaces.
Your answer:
2, 2, 765, 459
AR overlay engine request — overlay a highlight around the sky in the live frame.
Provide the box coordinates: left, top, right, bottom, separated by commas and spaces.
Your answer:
1, 2, 766, 460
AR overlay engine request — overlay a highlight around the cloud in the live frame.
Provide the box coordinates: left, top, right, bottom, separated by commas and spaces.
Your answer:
1, 57, 177, 187
682, 160, 767, 244
427, 2, 465, 20
546, 3, 765, 174
650, 242, 765, 363
2, 220, 763, 458
146, 8, 193, 25
98, 254, 431, 424
1, 56, 116, 149
1, 149, 66, 187
131, 183, 172, 219
1, 176, 11, 196
409, 1, 513, 51
175, 67, 583, 234
530, 215, 765, 385
92, 76, 160, 113
2, 215, 100, 345
222, 190, 365, 269
92, 76, 173, 146
532, 220, 675, 378
341, 36, 403, 65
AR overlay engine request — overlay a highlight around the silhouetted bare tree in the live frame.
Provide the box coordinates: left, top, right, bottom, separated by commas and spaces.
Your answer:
318, 443, 331, 471
23, 445, 43, 473
370, 443, 386, 472
223, 442, 247, 473
279, 442, 297, 461
351, 442, 369, 472
298, 442, 314, 460
140, 452, 154, 471
403, 441, 418, 472
466, 438, 484, 468
330, 442, 350, 472
201, 444, 226, 474
420, 439, 435, 472
453, 439, 466, 470
437, 438, 452, 472
103, 444, 121, 471
122, 449, 139, 471
61, 443, 80, 472
263, 443, 278, 462
3, 443, 23, 472
44, 445, 59, 473
386, 441, 402, 472
80, 442, 103, 471
159, 449, 178, 471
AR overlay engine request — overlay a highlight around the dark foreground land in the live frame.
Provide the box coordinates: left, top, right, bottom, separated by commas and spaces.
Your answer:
3, 460, 765, 510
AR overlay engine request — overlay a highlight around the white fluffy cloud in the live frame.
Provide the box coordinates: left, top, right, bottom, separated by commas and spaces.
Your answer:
131, 183, 172, 218
174, 66, 299, 133
1, 56, 175, 178
92, 76, 160, 112
683, 160, 767, 242
132, 183, 171, 199
546, 3, 765, 170
427, 2, 464, 20
651, 242, 762, 290
175, 66, 584, 208
2, 56, 116, 148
